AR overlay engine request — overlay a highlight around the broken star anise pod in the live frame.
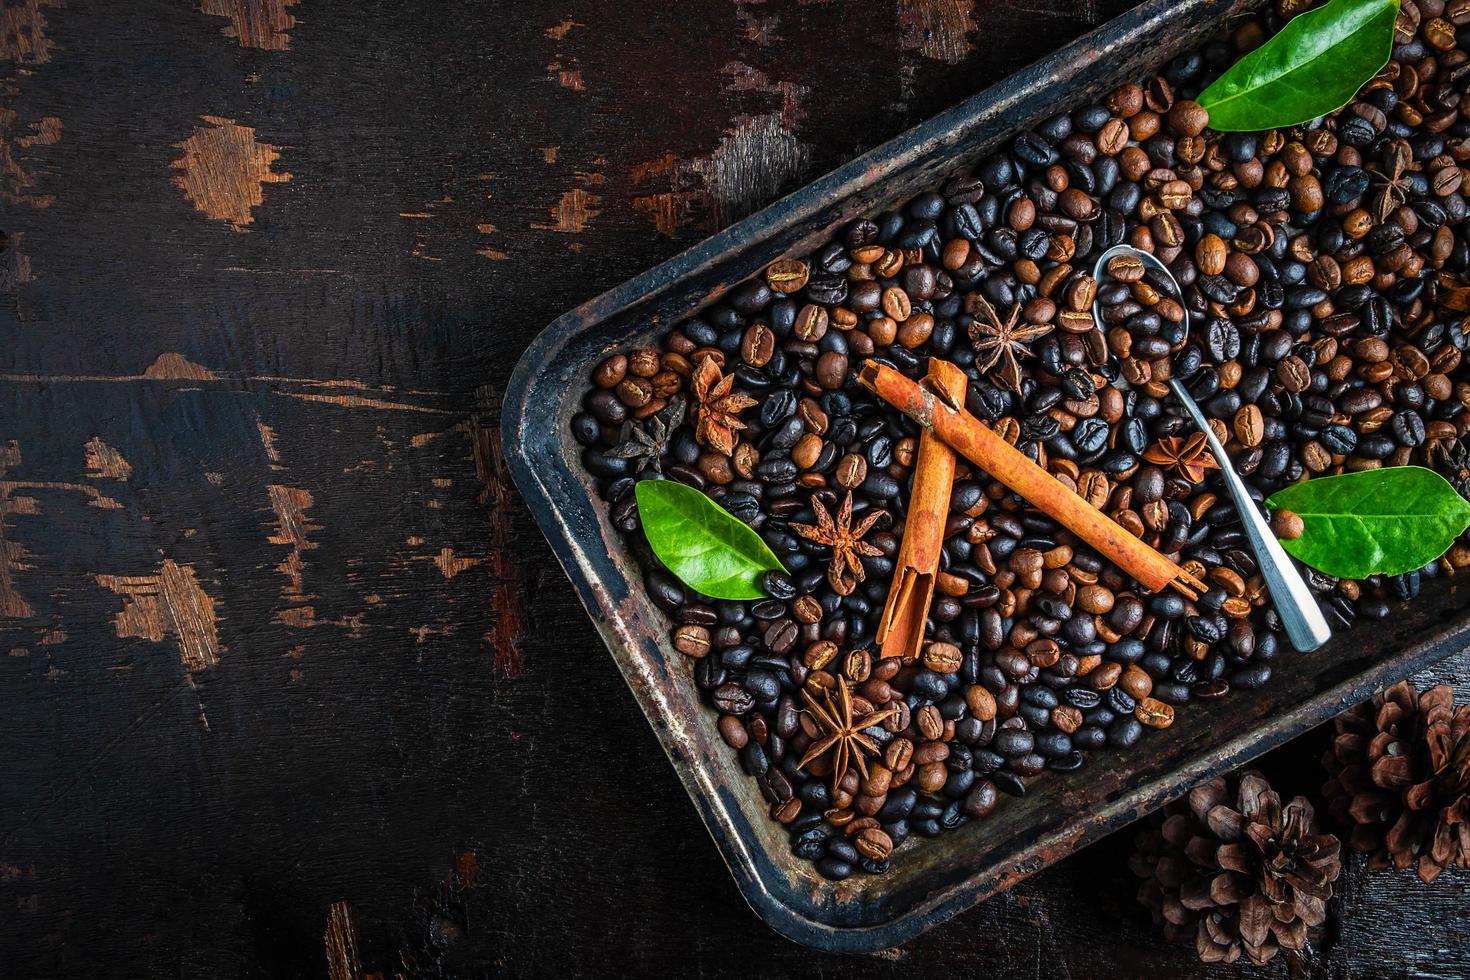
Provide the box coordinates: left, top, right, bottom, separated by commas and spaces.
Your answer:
691, 355, 757, 456
791, 491, 884, 596
1144, 432, 1220, 484
607, 398, 686, 474
1367, 138, 1417, 224
965, 293, 1053, 393
797, 678, 897, 797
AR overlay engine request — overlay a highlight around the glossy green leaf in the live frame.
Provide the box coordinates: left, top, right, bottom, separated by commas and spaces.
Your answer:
635, 479, 785, 600
1197, 0, 1399, 132
1265, 466, 1470, 579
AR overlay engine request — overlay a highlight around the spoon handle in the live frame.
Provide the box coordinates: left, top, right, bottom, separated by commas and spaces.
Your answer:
1168, 379, 1332, 652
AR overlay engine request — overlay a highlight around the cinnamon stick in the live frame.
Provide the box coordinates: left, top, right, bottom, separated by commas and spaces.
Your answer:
859, 358, 1204, 598
877, 358, 966, 662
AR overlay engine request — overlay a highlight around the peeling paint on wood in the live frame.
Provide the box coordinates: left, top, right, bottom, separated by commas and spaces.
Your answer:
96, 559, 222, 673
144, 352, 216, 380
467, 420, 526, 680
533, 187, 600, 234
16, 115, 62, 148
630, 64, 809, 233
722, 61, 805, 128
476, 222, 507, 260
323, 901, 363, 980
631, 154, 701, 236
257, 420, 282, 467
632, 193, 691, 236
898, 0, 977, 64
266, 485, 317, 608
0, 441, 34, 620
686, 113, 810, 227
200, 0, 299, 51
83, 437, 131, 481
281, 392, 450, 414
0, 0, 63, 65
1, 111, 63, 207
431, 546, 481, 579
171, 116, 290, 231
554, 66, 585, 91
4, 479, 121, 510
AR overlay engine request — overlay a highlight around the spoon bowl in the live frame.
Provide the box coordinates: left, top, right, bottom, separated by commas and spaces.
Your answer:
1090, 244, 1332, 653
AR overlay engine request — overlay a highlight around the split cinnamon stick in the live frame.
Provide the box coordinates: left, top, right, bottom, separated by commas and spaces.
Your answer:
877, 358, 966, 662
859, 358, 1204, 598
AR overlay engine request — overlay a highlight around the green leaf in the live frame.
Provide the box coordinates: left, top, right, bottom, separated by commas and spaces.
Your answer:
1265, 466, 1470, 579
1197, 0, 1399, 132
635, 479, 786, 600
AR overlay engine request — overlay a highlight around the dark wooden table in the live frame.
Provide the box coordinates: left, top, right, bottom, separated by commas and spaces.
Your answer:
3, 2, 1468, 977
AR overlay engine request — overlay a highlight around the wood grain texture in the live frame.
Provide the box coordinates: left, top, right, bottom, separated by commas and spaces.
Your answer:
1, 0, 1466, 976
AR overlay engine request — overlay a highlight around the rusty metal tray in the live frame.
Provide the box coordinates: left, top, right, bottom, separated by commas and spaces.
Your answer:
502, 0, 1470, 952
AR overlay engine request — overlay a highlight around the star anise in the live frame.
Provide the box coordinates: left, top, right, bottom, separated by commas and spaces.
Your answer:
790, 492, 884, 596
607, 398, 686, 474
691, 355, 756, 456
965, 293, 1054, 393
798, 679, 897, 796
1144, 432, 1220, 484
1367, 138, 1416, 223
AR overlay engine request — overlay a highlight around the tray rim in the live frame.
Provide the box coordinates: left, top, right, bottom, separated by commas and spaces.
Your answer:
500, 0, 1469, 953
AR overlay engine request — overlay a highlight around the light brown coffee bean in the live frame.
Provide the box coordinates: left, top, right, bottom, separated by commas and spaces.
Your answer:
1136, 697, 1175, 729
1276, 354, 1311, 392
854, 826, 893, 861
803, 639, 838, 670
1052, 705, 1083, 734
884, 738, 914, 772
718, 714, 748, 749
964, 685, 997, 721
1120, 664, 1153, 700
923, 641, 964, 673
843, 648, 873, 683
882, 286, 912, 322
740, 323, 775, 367
794, 303, 828, 341
1167, 99, 1208, 137
1271, 508, 1304, 540
916, 762, 948, 793
593, 354, 627, 388
836, 453, 867, 489
896, 312, 934, 348
791, 595, 823, 625
915, 704, 944, 741
1233, 404, 1264, 447
766, 258, 810, 293
1107, 253, 1146, 282
792, 432, 823, 469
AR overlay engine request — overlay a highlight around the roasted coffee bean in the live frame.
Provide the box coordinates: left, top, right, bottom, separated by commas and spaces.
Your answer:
766, 258, 810, 294
713, 683, 754, 715
577, 13, 1470, 880
673, 625, 711, 658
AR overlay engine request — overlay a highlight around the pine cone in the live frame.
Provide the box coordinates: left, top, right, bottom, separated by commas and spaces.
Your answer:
1131, 771, 1341, 966
1323, 681, 1470, 883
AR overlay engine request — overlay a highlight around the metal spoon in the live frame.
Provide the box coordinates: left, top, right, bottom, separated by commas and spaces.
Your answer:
1091, 243, 1331, 653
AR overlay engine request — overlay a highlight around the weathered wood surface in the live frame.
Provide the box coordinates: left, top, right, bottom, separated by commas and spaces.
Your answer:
2, 1, 1467, 977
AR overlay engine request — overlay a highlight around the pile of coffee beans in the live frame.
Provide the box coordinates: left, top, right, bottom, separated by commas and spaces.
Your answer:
574, 0, 1470, 880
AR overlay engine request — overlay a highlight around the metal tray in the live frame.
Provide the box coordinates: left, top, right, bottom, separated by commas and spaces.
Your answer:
502, 0, 1470, 953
